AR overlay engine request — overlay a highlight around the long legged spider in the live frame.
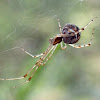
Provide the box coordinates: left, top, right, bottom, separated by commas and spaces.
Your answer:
0, 17, 97, 88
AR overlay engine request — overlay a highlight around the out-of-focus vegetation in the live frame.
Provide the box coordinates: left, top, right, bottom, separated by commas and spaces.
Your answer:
0, 0, 100, 100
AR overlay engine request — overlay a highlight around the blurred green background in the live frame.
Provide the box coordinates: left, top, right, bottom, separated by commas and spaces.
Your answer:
0, 0, 100, 100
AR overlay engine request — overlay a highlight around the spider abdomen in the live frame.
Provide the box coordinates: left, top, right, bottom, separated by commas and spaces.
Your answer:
62, 24, 81, 44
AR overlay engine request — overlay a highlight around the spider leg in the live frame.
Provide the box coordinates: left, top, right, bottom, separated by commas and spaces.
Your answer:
73, 17, 97, 35
14, 45, 56, 88
41, 44, 58, 65
20, 47, 44, 58
0, 77, 24, 80
13, 65, 39, 88
69, 28, 95, 48
56, 17, 62, 33
19, 45, 54, 78
0, 45, 54, 81
79, 17, 97, 33
56, 17, 68, 49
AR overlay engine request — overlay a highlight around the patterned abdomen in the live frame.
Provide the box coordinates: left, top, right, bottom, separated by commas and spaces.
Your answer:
62, 24, 81, 44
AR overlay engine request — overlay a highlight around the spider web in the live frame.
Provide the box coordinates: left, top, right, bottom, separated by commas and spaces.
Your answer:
0, 0, 99, 80
0, 0, 85, 69
0, 0, 100, 100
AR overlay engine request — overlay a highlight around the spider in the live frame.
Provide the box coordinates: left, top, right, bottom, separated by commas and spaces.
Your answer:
0, 17, 97, 88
